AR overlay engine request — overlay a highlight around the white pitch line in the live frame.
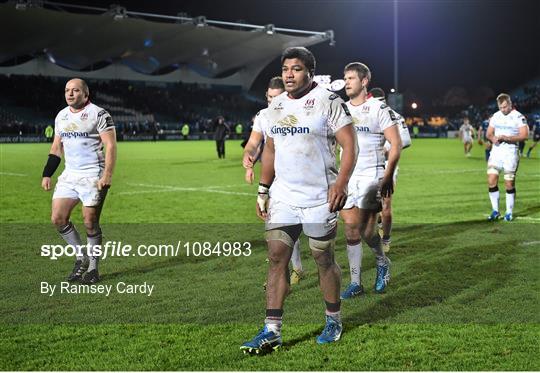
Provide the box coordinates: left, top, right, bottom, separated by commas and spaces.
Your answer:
0, 172, 28, 177
516, 216, 540, 222
520, 241, 540, 246
118, 186, 252, 197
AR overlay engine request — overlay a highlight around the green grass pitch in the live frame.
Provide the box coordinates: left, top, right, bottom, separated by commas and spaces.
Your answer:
1, 138, 539, 370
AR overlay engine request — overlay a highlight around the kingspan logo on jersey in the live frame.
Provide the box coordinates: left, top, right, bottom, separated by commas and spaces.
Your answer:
60, 123, 89, 138
270, 115, 310, 136
352, 117, 370, 132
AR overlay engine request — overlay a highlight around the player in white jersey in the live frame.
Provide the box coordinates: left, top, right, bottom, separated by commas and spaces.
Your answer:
339, 63, 402, 300
369, 87, 411, 254
459, 117, 475, 157
242, 77, 305, 285
241, 47, 357, 354
41, 78, 117, 284
486, 93, 528, 222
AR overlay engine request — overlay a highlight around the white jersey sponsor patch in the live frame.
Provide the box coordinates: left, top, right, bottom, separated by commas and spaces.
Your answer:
265, 84, 353, 207
489, 109, 527, 155
346, 97, 397, 178
55, 102, 114, 176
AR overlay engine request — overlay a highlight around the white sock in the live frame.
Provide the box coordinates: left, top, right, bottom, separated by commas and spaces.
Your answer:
506, 189, 515, 214
264, 317, 282, 334
87, 229, 102, 271
346, 242, 362, 284
290, 240, 302, 271
325, 310, 342, 322
58, 222, 85, 261
367, 235, 386, 266
489, 189, 499, 212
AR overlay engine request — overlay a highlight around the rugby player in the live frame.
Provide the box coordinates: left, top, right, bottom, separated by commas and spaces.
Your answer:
241, 47, 357, 354
526, 114, 540, 158
339, 63, 402, 300
459, 117, 475, 157
41, 78, 116, 284
486, 93, 528, 222
369, 87, 411, 254
242, 77, 304, 284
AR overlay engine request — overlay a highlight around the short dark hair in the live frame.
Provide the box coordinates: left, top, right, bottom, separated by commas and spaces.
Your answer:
369, 87, 385, 99
281, 47, 316, 76
344, 62, 371, 82
268, 76, 284, 90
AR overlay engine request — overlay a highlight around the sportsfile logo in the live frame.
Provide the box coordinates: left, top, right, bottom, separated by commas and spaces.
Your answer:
60, 123, 89, 138
271, 115, 310, 136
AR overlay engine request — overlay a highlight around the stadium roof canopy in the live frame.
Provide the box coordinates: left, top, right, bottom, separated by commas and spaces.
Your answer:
0, 1, 334, 88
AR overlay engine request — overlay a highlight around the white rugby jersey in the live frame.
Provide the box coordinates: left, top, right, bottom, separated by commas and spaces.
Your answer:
346, 97, 397, 177
265, 84, 353, 207
384, 109, 411, 151
489, 109, 527, 153
252, 108, 269, 140
459, 123, 474, 137
55, 102, 115, 176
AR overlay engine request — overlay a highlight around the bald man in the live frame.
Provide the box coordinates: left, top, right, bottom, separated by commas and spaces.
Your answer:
41, 78, 117, 284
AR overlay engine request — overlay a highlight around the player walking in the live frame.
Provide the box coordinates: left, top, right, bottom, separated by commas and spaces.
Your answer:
486, 93, 528, 222
41, 78, 116, 284
241, 47, 357, 354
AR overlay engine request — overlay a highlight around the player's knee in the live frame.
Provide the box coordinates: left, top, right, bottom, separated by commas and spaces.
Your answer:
343, 224, 361, 243
266, 229, 294, 267
503, 173, 515, 181
51, 214, 68, 227
309, 238, 336, 267
487, 167, 499, 176
83, 217, 99, 233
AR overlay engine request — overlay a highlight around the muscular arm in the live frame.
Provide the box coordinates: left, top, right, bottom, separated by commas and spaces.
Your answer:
486, 126, 498, 144
98, 129, 117, 190
330, 124, 357, 212
499, 126, 529, 144
41, 136, 63, 191
242, 130, 263, 168
381, 124, 402, 198
256, 137, 275, 219
49, 135, 63, 157
259, 136, 275, 186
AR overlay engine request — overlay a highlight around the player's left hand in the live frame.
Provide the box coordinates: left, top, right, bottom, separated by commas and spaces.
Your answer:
245, 168, 254, 184
98, 174, 112, 190
328, 182, 348, 212
380, 176, 394, 198
242, 153, 254, 169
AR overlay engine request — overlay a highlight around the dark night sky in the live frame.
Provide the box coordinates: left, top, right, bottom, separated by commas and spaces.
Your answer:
49, 0, 540, 106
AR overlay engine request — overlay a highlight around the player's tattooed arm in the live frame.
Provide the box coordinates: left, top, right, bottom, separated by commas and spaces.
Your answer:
98, 129, 117, 190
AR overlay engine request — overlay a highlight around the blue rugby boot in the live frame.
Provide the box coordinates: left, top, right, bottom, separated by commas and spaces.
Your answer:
340, 282, 364, 300
374, 258, 391, 293
316, 315, 343, 344
240, 325, 282, 355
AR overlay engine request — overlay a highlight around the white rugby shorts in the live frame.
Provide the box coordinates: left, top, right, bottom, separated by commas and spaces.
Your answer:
488, 147, 519, 174
53, 171, 105, 207
343, 173, 383, 211
265, 199, 337, 238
